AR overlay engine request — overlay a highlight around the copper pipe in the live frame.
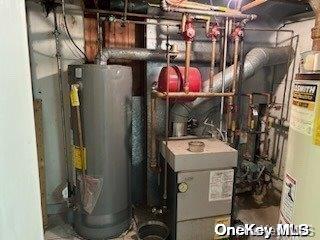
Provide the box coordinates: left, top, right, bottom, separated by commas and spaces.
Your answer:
227, 37, 240, 131
205, 19, 211, 34
209, 39, 217, 92
184, 41, 192, 93
162, 0, 257, 19
152, 90, 234, 99
85, 8, 257, 22
166, 0, 237, 13
232, 38, 240, 93
181, 14, 187, 32
241, 0, 267, 12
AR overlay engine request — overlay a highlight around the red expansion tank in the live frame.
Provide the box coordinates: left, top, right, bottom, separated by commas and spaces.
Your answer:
157, 66, 202, 102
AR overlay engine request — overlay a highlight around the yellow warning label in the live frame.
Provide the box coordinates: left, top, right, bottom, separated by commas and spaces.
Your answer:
290, 83, 318, 136
72, 145, 86, 170
313, 98, 320, 146
292, 99, 315, 111
70, 86, 80, 107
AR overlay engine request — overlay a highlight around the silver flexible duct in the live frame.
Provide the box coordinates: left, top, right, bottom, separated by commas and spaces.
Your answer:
171, 46, 293, 123
101, 47, 216, 63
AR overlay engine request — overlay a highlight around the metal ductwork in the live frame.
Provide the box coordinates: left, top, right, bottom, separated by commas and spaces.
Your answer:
171, 46, 293, 123
101, 47, 220, 63
194, 46, 293, 107
310, 0, 320, 51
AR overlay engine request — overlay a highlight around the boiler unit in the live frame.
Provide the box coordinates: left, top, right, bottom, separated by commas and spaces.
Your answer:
68, 64, 132, 239
161, 138, 238, 240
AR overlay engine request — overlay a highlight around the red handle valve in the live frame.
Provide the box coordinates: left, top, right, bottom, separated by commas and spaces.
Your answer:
207, 22, 221, 41
231, 23, 244, 41
183, 18, 196, 42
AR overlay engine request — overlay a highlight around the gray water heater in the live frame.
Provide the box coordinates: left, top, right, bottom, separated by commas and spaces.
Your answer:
68, 64, 132, 239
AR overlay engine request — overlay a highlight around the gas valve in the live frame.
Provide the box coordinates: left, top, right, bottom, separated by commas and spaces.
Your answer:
231, 22, 244, 41
207, 22, 221, 41
182, 17, 195, 42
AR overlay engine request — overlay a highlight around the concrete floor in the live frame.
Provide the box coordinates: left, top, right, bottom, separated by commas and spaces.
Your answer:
45, 204, 280, 240
45, 214, 137, 240
45, 188, 281, 240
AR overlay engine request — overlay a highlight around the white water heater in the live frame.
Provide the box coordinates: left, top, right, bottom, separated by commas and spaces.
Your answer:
280, 73, 320, 234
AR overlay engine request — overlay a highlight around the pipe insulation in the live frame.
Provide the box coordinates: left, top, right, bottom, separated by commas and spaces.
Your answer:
172, 46, 294, 122
101, 47, 224, 63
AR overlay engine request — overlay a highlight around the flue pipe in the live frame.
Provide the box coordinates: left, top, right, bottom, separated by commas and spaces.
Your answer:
170, 46, 294, 124
101, 47, 220, 63
309, 0, 320, 51
194, 46, 293, 109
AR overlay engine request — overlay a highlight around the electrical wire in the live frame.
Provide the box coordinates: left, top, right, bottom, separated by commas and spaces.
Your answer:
57, 13, 85, 59
61, 0, 88, 61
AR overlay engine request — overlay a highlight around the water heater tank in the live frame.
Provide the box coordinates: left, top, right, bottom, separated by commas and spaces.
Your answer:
68, 64, 132, 239
279, 73, 320, 231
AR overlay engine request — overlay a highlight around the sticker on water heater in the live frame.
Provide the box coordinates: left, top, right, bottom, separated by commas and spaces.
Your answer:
290, 83, 318, 136
279, 173, 297, 224
208, 169, 234, 202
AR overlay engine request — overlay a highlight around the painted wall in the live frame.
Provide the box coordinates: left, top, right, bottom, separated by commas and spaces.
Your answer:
26, 1, 84, 213
271, 19, 315, 181
0, 0, 43, 239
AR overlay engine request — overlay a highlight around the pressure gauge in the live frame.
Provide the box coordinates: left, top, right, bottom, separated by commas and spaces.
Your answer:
178, 182, 188, 193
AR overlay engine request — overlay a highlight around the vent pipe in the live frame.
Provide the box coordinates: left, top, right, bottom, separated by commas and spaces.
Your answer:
171, 46, 293, 125
310, 0, 320, 51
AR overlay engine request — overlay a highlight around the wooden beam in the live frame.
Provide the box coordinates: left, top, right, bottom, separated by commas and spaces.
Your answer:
84, 14, 98, 62
33, 100, 48, 230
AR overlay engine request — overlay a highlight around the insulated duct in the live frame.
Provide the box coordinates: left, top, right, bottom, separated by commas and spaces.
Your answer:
309, 0, 320, 51
101, 47, 219, 63
171, 46, 293, 122
194, 46, 292, 107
